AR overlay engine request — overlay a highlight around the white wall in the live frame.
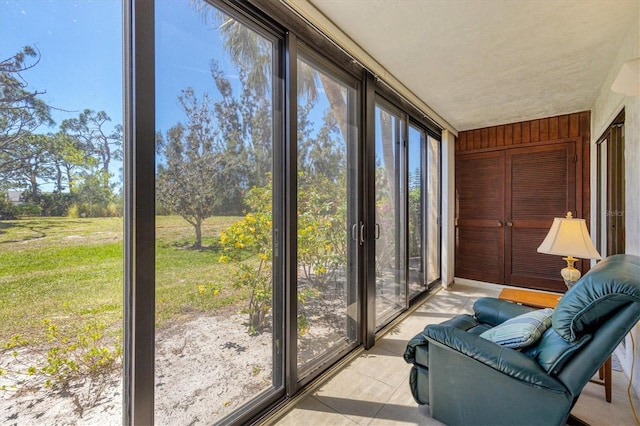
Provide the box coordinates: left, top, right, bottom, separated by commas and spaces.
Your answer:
590, 5, 640, 394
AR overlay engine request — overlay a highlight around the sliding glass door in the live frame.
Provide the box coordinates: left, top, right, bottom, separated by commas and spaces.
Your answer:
296, 52, 360, 380
374, 101, 407, 326
155, 2, 282, 422
374, 100, 441, 329
408, 125, 425, 299
115, 0, 444, 421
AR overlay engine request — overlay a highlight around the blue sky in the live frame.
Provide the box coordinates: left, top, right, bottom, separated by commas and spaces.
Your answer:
0, 0, 254, 190
1, 0, 347, 191
1, 0, 123, 130
0, 0, 240, 134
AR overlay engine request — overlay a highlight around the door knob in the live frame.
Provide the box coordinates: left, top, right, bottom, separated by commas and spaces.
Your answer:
506, 221, 513, 227
497, 221, 503, 227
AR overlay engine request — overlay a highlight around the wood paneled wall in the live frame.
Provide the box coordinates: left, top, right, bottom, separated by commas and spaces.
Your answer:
456, 111, 590, 152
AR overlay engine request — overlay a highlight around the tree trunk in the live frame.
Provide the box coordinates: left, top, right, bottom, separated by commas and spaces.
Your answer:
193, 217, 203, 249
379, 109, 397, 207
318, 74, 349, 145
65, 165, 74, 192
55, 163, 63, 192
29, 170, 39, 202
102, 143, 111, 189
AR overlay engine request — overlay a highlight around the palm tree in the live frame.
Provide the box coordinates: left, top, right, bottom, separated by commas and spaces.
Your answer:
192, 3, 350, 144
193, 0, 397, 213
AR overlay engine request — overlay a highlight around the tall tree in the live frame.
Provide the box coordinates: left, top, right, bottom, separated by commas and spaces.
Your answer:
0, 46, 53, 182
157, 89, 227, 248
298, 108, 345, 180
213, 10, 351, 144
9, 133, 54, 202
60, 109, 122, 188
210, 9, 399, 203
48, 131, 87, 193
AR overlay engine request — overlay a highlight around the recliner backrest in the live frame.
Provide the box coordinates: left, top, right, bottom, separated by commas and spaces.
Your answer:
522, 328, 590, 375
552, 254, 640, 342
524, 254, 640, 377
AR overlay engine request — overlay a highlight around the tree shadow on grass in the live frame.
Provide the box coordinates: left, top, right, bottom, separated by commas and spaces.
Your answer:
0, 219, 86, 243
160, 240, 224, 253
0, 220, 19, 241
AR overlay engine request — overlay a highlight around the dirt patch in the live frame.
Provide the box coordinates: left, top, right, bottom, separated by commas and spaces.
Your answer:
0, 313, 272, 425
1, 285, 349, 425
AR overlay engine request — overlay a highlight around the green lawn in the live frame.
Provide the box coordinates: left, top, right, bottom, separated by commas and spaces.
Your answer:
0, 215, 245, 343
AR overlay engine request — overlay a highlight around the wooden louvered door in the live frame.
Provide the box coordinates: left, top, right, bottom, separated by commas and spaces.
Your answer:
455, 151, 505, 284
506, 143, 578, 291
456, 141, 579, 292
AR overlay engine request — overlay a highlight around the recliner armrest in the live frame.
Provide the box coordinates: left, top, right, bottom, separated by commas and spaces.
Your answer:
473, 297, 537, 327
404, 313, 481, 364
424, 324, 567, 393
404, 331, 429, 364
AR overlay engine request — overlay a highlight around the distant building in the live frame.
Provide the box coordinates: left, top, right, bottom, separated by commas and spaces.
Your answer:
6, 191, 22, 205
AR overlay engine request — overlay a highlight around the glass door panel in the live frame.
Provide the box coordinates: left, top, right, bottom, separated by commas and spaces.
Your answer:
296, 56, 359, 376
408, 125, 425, 299
374, 103, 406, 327
426, 135, 441, 284
155, 1, 281, 422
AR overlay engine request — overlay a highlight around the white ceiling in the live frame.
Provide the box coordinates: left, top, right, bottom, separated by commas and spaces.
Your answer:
306, 0, 640, 131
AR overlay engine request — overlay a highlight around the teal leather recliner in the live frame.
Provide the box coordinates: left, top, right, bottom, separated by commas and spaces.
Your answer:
404, 254, 640, 426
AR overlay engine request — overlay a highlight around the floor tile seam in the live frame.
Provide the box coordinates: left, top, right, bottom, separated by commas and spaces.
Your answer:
353, 369, 399, 393
317, 389, 391, 426
360, 392, 389, 426
317, 366, 398, 398
342, 363, 410, 389
363, 341, 406, 358
307, 394, 360, 425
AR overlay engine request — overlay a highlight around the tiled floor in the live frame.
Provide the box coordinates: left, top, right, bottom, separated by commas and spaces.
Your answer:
273, 282, 640, 425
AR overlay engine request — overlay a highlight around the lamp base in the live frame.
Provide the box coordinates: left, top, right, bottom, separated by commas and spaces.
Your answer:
561, 256, 582, 289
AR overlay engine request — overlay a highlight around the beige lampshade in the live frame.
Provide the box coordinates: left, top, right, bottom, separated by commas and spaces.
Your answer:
611, 57, 640, 96
537, 212, 602, 260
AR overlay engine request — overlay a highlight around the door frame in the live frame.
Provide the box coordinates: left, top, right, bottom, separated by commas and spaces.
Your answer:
596, 109, 625, 257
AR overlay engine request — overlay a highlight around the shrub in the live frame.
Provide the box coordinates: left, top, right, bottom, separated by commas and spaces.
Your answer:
14, 202, 42, 217
0, 197, 17, 219
296, 171, 347, 290
67, 203, 80, 218
39, 192, 76, 217
67, 202, 120, 218
220, 172, 347, 334
1, 312, 122, 414
219, 183, 273, 334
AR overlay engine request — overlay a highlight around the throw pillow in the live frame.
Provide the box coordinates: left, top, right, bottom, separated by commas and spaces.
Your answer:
479, 308, 554, 349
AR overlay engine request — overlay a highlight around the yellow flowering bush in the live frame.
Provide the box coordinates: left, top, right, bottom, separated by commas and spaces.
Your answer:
219, 182, 273, 333
297, 172, 347, 289
220, 172, 347, 334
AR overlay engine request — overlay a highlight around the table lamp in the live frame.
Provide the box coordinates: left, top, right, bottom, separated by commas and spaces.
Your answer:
537, 212, 602, 288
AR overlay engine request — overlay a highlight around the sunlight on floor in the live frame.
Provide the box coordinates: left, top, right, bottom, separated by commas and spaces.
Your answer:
272, 282, 640, 425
